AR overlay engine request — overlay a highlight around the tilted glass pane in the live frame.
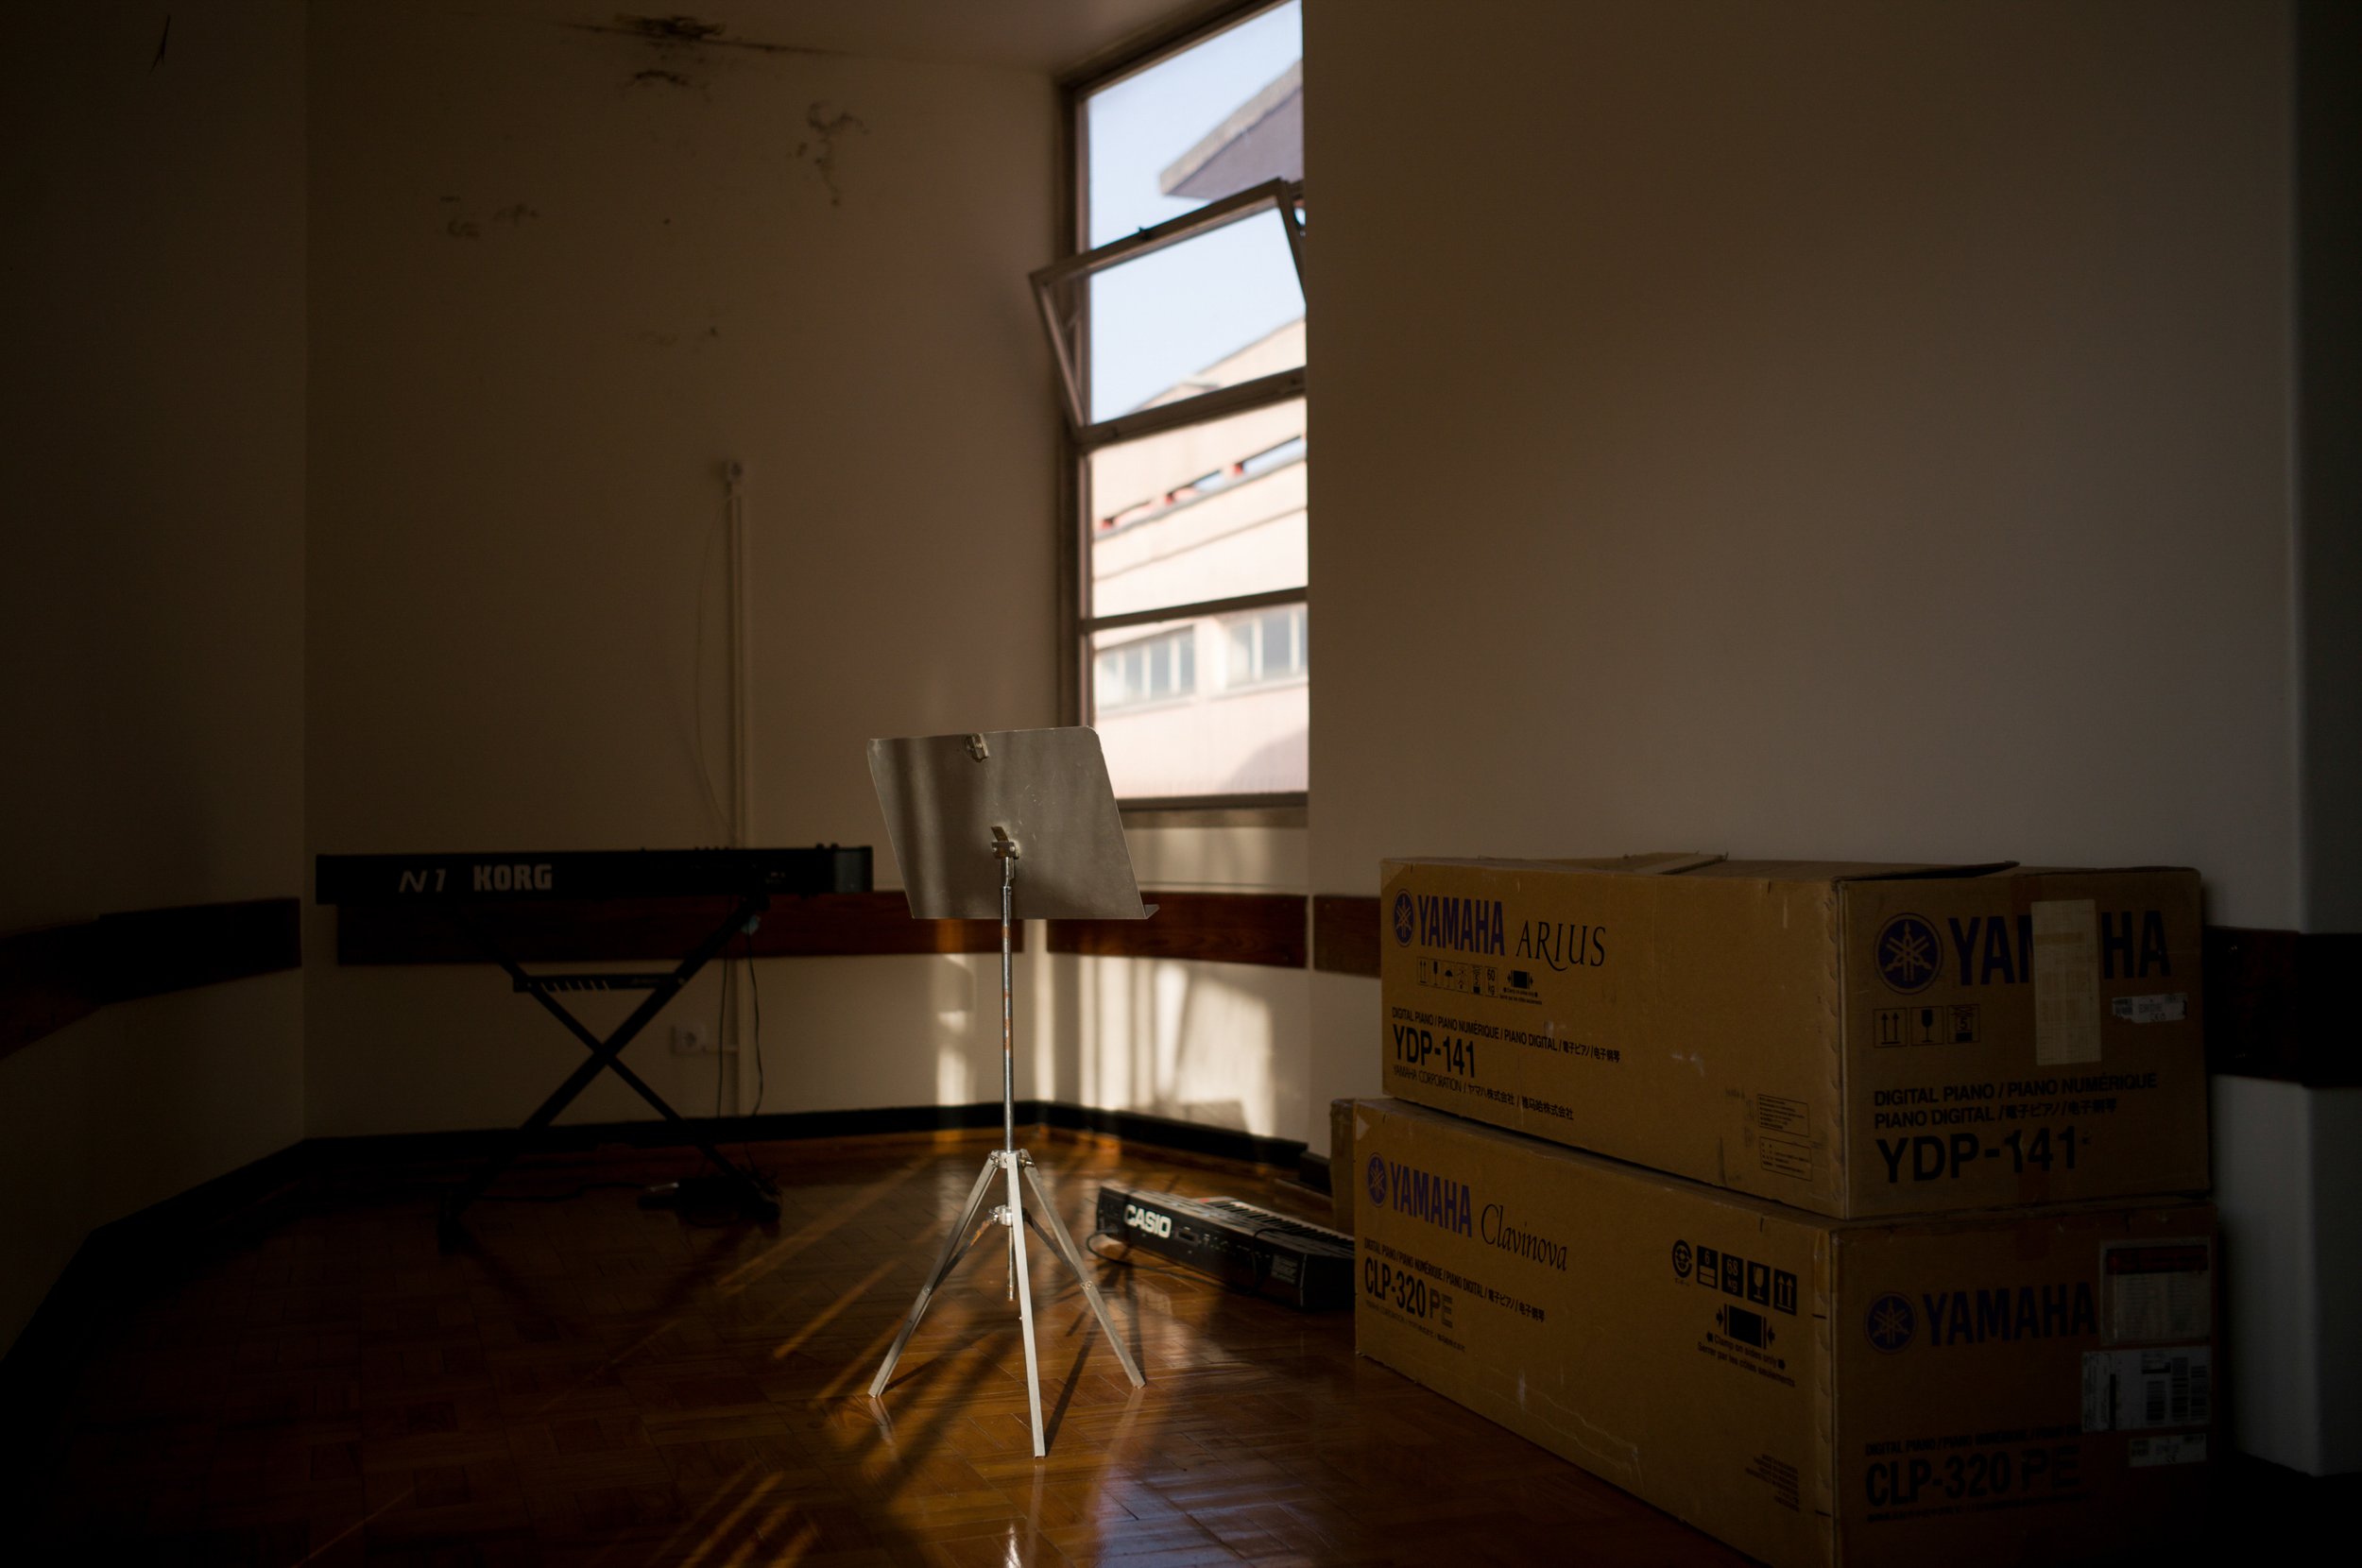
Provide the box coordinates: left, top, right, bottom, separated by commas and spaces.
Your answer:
1089, 611, 1308, 799
1087, 396, 1306, 621
1078, 213, 1304, 424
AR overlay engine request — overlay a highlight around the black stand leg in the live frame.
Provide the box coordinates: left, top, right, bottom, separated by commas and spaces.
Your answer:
437, 894, 778, 1246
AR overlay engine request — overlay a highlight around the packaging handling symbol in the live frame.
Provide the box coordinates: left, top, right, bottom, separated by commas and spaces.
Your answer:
1671, 1240, 1693, 1279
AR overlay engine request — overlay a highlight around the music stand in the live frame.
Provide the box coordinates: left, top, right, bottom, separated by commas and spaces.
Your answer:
864, 726, 1151, 1456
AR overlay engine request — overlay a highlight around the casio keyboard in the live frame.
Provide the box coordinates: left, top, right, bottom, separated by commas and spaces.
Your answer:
317, 845, 871, 1240
1094, 1186, 1355, 1310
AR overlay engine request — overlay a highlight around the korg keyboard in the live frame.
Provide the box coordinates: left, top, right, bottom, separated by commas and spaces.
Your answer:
1094, 1186, 1355, 1309
315, 844, 871, 1241
315, 845, 871, 904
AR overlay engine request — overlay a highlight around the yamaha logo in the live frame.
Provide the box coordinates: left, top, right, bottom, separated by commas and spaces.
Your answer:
1365, 1153, 1389, 1206
1121, 1202, 1172, 1239
1875, 913, 1942, 995
1671, 1240, 1693, 1280
1865, 1292, 1916, 1352
1393, 892, 1414, 946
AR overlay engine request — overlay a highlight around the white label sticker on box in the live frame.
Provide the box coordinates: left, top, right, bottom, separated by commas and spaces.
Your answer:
2110, 993, 2188, 1025
2127, 1433, 2207, 1467
2082, 1347, 2212, 1432
2102, 1238, 2214, 1342
2032, 898, 2101, 1065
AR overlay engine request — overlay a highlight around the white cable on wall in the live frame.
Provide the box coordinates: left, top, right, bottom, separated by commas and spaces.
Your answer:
725, 460, 754, 1115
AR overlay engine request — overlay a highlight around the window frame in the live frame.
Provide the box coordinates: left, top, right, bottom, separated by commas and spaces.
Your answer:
1049, 2, 1308, 815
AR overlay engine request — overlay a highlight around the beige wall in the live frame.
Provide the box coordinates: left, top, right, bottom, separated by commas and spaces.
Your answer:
1028, 823, 1310, 1140
0, 3, 310, 1351
302, 7, 1086, 1133
1302, 0, 2301, 1143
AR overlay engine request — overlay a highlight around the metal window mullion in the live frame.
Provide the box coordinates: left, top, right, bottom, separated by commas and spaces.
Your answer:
1032, 178, 1303, 292
1083, 585, 1308, 638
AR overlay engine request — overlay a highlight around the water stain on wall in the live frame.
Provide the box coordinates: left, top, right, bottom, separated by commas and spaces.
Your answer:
439, 198, 539, 241
801, 103, 867, 208
564, 12, 835, 60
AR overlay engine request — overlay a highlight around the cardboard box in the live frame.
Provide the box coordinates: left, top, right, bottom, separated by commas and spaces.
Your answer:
1354, 1098, 2217, 1568
1378, 855, 2207, 1217
1329, 1096, 1358, 1233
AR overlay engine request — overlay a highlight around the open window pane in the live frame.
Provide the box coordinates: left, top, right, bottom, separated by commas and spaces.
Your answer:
1088, 395, 1306, 620
1085, 2, 1302, 248
1090, 612, 1308, 799
1081, 213, 1304, 423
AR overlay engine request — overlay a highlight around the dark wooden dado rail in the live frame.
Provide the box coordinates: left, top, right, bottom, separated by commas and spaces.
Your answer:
14, 893, 2342, 1088
1047, 891, 1307, 968
0, 898, 303, 1063
2203, 927, 2358, 1087
1311, 894, 1382, 978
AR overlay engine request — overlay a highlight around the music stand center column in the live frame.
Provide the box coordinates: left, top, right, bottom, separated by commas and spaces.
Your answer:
864, 727, 1153, 1457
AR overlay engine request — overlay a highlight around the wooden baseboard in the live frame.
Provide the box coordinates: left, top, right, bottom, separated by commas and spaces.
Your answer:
304, 1099, 1305, 1174
0, 1138, 316, 1509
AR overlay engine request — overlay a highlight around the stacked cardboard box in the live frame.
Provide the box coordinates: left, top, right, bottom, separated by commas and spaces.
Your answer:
1353, 857, 2216, 1567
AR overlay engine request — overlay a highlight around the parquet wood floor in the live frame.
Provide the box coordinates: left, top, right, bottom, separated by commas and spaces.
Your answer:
21, 1131, 1751, 1566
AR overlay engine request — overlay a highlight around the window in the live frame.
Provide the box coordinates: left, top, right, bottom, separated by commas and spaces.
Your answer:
1224, 604, 1306, 690
1095, 627, 1196, 710
1037, 2, 1306, 806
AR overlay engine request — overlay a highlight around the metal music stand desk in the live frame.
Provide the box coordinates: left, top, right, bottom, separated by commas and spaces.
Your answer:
864, 727, 1152, 1457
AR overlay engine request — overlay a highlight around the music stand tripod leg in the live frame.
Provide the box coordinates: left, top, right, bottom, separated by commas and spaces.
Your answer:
1005, 1145, 1046, 1457
869, 1151, 1002, 1398
1019, 1155, 1146, 1388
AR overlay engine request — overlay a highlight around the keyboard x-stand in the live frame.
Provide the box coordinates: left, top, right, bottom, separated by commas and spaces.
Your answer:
317, 847, 871, 1245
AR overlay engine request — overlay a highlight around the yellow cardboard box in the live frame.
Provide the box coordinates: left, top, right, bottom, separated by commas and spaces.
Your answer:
1354, 1098, 2216, 1568
1379, 855, 2207, 1217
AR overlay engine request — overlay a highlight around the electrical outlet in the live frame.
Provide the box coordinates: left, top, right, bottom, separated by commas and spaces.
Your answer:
670, 1022, 710, 1054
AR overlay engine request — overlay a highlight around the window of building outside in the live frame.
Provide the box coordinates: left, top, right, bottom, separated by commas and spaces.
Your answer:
1055, 2, 1305, 806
